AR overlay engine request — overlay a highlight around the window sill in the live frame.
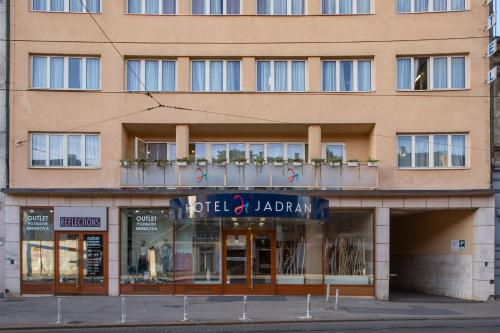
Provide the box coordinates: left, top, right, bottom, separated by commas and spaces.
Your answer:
397, 9, 469, 15
28, 167, 101, 170
29, 88, 101, 92
125, 13, 177, 16
396, 167, 469, 171
29, 10, 102, 14
396, 88, 470, 92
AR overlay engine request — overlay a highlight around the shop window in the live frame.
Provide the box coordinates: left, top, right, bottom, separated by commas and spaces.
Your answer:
22, 208, 54, 285
120, 209, 174, 284
175, 220, 221, 284
325, 210, 374, 285
276, 219, 322, 285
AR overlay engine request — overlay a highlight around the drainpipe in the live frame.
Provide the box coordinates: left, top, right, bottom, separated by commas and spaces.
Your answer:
5, 0, 10, 189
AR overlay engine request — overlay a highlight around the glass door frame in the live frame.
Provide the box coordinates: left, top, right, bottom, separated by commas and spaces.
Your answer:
222, 230, 276, 295
54, 231, 108, 295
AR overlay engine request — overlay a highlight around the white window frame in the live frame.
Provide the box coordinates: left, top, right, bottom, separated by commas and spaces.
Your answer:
138, 141, 176, 161
126, 0, 178, 14
256, 0, 308, 15
256, 60, 308, 92
190, 60, 242, 92
125, 59, 177, 92
396, 55, 467, 91
322, 142, 347, 162
396, 133, 468, 169
30, 55, 101, 91
31, 0, 103, 13
321, 0, 373, 15
191, 0, 242, 15
321, 59, 373, 92
30, 133, 101, 168
397, 0, 468, 13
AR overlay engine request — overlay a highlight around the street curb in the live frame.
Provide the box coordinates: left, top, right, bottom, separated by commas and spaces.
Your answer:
1, 316, 500, 331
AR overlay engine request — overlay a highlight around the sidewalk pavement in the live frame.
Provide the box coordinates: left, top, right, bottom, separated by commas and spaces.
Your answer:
0, 293, 498, 330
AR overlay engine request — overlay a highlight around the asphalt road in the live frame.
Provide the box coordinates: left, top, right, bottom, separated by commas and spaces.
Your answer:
2, 319, 500, 333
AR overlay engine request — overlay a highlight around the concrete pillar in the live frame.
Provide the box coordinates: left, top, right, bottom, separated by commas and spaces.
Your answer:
472, 204, 495, 301
176, 125, 190, 160
307, 58, 321, 92
307, 125, 322, 162
375, 207, 390, 301
108, 208, 120, 296
4, 205, 21, 297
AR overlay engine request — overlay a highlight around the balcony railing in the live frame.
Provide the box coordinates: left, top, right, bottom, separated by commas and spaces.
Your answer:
120, 162, 378, 189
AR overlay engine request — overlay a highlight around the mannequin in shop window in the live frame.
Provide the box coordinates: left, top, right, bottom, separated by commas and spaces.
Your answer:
138, 240, 148, 275
160, 240, 172, 275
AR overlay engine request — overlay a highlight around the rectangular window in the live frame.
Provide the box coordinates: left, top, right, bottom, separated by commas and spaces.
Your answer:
31, 56, 101, 90
120, 209, 174, 285
322, 0, 371, 14
191, 60, 241, 92
192, 0, 241, 14
267, 143, 285, 162
126, 59, 176, 92
397, 134, 467, 168
229, 143, 246, 162
396, 56, 466, 90
257, 60, 306, 92
127, 0, 176, 14
325, 143, 345, 162
32, 0, 101, 12
257, 0, 305, 15
211, 144, 227, 162
250, 144, 265, 162
322, 60, 372, 92
397, 0, 466, 13
30, 133, 100, 168
22, 209, 54, 285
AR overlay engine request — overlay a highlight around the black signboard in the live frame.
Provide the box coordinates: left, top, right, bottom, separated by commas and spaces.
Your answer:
85, 235, 103, 277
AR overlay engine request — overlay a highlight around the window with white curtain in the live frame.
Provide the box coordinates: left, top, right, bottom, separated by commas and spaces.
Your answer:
126, 59, 176, 92
322, 0, 371, 14
191, 60, 241, 92
192, 0, 241, 14
397, 0, 466, 13
32, 0, 101, 12
31, 56, 101, 90
322, 59, 372, 92
397, 134, 467, 168
257, 0, 306, 15
127, 0, 176, 14
31, 133, 100, 168
396, 56, 466, 90
257, 60, 306, 92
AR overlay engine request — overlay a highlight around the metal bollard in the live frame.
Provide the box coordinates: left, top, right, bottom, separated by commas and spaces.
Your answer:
121, 297, 127, 323
56, 297, 63, 324
182, 296, 189, 322
325, 284, 331, 303
299, 294, 312, 320
239, 296, 249, 321
335, 289, 339, 311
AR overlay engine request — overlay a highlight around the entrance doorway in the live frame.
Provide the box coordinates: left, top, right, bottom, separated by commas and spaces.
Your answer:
223, 231, 275, 295
55, 232, 107, 295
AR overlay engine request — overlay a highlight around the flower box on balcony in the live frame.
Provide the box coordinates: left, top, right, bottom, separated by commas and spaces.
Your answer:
347, 160, 360, 167
196, 159, 208, 166
329, 161, 342, 167
292, 159, 304, 166
273, 162, 284, 167
367, 161, 379, 167
176, 160, 189, 167
235, 161, 246, 166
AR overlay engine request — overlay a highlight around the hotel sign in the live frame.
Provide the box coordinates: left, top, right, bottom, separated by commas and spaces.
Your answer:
170, 193, 329, 221
54, 207, 107, 231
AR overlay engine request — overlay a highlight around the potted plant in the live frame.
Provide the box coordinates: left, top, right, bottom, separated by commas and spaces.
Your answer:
329, 157, 342, 167
119, 159, 132, 167
155, 159, 170, 167
135, 158, 147, 170
214, 157, 227, 166
347, 159, 361, 167
273, 157, 285, 167
254, 156, 265, 166
367, 157, 380, 167
196, 158, 208, 166
234, 157, 247, 166
292, 158, 304, 166
176, 157, 189, 167
312, 158, 324, 167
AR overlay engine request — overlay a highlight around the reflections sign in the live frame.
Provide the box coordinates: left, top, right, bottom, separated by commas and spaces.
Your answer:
54, 207, 107, 231
170, 193, 329, 220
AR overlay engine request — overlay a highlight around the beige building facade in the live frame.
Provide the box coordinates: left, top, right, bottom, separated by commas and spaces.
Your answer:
1, 0, 496, 301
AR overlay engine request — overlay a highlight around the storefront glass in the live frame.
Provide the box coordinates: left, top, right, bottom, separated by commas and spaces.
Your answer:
120, 209, 174, 284
22, 208, 54, 284
325, 210, 374, 285
175, 220, 221, 284
276, 219, 322, 285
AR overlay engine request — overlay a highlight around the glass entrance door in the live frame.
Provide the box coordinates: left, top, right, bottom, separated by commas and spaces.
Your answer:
224, 231, 275, 294
56, 232, 107, 295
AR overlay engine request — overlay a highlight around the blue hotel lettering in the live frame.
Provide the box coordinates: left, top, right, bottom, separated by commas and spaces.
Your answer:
186, 200, 312, 214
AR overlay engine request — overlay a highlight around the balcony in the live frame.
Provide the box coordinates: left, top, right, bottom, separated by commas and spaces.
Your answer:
120, 163, 378, 189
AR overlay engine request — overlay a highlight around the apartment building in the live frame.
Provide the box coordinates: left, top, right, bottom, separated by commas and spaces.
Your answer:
1, 0, 496, 301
